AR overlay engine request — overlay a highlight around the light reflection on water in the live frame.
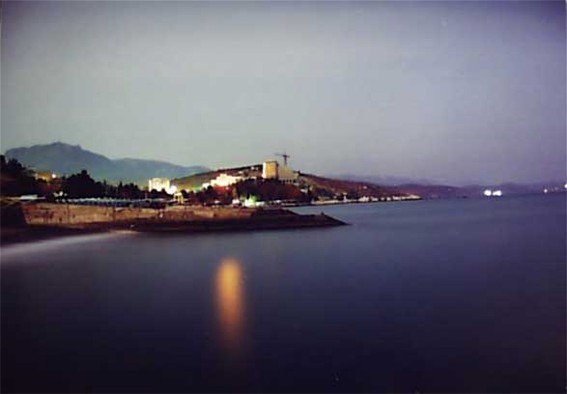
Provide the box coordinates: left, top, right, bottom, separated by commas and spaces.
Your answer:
215, 257, 245, 352
0, 232, 135, 262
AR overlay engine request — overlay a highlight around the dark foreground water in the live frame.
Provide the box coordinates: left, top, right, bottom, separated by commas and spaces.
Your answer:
2, 195, 565, 393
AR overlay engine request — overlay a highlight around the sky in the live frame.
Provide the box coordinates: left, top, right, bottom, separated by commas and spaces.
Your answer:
1, 1, 565, 185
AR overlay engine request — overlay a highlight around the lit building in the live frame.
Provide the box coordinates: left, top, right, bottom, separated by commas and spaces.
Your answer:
149, 177, 177, 194
483, 189, 502, 197
210, 173, 242, 188
262, 161, 279, 179
34, 171, 57, 182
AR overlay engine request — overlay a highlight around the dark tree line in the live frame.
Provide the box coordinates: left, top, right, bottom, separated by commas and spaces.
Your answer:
0, 157, 149, 199
61, 170, 149, 199
179, 186, 233, 205
234, 179, 309, 202
0, 155, 44, 196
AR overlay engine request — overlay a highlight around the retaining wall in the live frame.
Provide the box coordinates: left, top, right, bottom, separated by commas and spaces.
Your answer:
22, 203, 254, 226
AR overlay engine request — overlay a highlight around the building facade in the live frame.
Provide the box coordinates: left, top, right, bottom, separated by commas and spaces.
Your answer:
262, 161, 279, 179
278, 165, 298, 184
209, 173, 242, 188
149, 178, 174, 193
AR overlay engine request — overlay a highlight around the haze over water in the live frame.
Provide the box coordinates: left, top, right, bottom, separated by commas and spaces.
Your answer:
2, 195, 565, 393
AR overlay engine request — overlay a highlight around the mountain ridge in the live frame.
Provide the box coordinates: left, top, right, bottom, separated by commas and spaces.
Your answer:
4, 142, 209, 185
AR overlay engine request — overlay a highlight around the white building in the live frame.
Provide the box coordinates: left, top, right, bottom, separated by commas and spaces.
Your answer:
204, 173, 242, 189
148, 178, 177, 194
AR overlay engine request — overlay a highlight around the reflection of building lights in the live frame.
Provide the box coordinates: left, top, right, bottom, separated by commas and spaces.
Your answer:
215, 258, 245, 350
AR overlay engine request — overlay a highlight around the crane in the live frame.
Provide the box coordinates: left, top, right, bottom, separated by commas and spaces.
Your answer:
275, 152, 290, 167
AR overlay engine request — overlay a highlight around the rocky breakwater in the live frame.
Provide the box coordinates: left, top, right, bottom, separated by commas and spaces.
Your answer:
19, 203, 346, 233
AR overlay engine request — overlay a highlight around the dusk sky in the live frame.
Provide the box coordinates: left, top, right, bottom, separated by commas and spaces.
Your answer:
2, 1, 565, 184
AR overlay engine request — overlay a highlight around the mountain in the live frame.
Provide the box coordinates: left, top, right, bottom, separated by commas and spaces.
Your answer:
4, 142, 209, 185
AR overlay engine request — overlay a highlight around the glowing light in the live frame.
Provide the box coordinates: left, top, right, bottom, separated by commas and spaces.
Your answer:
210, 173, 241, 188
215, 258, 245, 350
544, 188, 548, 194
484, 189, 502, 197
148, 177, 172, 193
243, 196, 258, 207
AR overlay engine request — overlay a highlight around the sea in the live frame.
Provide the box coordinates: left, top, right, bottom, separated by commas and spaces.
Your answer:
1, 194, 565, 393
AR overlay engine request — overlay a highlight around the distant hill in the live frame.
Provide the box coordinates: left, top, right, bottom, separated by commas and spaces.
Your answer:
172, 164, 406, 198
333, 174, 564, 198
330, 174, 436, 186
4, 142, 209, 185
172, 164, 263, 191
300, 173, 404, 198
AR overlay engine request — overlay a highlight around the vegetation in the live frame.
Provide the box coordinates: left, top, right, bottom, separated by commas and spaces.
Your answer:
234, 179, 309, 203
61, 170, 147, 199
0, 155, 44, 196
1, 156, 146, 200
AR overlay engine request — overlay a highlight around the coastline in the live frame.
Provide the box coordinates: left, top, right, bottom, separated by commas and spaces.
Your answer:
1, 207, 347, 246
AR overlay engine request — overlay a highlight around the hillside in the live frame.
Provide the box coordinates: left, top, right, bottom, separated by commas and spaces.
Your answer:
172, 164, 263, 191
299, 173, 404, 199
5, 142, 208, 185
172, 165, 408, 200
330, 175, 564, 198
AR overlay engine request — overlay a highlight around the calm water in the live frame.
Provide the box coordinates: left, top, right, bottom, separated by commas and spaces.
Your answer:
2, 195, 565, 393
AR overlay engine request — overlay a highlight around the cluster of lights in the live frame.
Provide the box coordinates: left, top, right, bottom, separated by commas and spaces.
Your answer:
544, 183, 567, 194
483, 189, 502, 197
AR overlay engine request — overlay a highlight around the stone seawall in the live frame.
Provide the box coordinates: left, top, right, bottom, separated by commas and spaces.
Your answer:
22, 203, 254, 226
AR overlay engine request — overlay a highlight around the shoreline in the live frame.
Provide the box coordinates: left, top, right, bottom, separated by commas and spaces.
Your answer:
1, 209, 347, 246
1, 225, 112, 246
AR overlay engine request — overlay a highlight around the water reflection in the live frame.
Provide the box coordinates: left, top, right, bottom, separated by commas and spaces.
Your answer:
215, 258, 245, 351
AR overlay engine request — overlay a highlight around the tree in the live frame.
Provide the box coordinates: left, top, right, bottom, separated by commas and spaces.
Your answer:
62, 170, 104, 198
0, 155, 41, 196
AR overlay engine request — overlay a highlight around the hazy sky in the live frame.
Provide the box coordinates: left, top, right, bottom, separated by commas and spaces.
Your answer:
2, 1, 565, 184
